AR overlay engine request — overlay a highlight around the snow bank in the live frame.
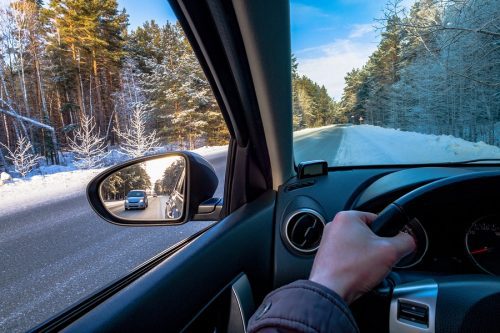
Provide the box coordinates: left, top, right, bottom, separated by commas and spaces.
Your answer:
0, 169, 103, 216
294, 125, 336, 138
334, 125, 500, 165
0, 146, 228, 216
192, 145, 227, 156
4, 125, 500, 216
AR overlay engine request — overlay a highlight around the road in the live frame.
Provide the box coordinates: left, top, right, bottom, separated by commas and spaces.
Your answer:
0, 127, 343, 333
294, 125, 344, 165
0, 151, 227, 333
105, 196, 169, 220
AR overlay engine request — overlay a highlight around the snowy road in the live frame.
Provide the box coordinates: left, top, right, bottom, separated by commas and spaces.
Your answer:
0, 151, 226, 333
294, 125, 345, 165
106, 196, 169, 220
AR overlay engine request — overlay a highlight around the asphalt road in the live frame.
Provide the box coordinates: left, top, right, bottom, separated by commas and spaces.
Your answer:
0, 151, 226, 333
294, 126, 344, 165
106, 196, 169, 220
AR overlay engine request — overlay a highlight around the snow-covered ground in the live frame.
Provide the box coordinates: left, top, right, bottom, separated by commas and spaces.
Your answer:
334, 125, 500, 165
294, 124, 336, 136
191, 145, 228, 155
3, 125, 500, 215
0, 146, 228, 216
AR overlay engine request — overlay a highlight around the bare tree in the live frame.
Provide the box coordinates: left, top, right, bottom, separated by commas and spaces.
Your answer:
68, 113, 106, 169
1, 135, 41, 177
114, 105, 160, 158
0, 97, 59, 158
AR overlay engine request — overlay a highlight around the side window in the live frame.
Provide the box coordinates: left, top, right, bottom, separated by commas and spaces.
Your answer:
0, 0, 228, 331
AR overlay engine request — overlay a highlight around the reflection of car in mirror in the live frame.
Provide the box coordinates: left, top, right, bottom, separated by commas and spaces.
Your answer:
94, 153, 217, 223
165, 169, 185, 219
124, 190, 148, 210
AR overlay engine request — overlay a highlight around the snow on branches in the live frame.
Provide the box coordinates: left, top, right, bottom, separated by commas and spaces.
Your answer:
1, 136, 42, 177
68, 113, 106, 169
114, 105, 160, 158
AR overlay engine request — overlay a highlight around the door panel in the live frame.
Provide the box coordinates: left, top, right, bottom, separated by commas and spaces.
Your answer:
62, 191, 276, 332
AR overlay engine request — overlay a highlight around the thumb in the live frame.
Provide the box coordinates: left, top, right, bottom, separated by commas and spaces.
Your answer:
387, 232, 416, 260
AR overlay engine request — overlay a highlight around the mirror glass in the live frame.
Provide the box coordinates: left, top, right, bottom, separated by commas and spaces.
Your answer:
100, 155, 186, 221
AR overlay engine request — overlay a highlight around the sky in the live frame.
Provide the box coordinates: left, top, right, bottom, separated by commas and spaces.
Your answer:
117, 0, 176, 30
290, 0, 415, 99
118, 1, 415, 100
117, 0, 415, 100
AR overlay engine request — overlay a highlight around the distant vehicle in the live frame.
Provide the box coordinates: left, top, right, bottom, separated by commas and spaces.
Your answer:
165, 170, 185, 219
153, 192, 158, 197
124, 190, 148, 210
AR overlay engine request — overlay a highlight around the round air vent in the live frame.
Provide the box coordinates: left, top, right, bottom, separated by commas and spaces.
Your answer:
284, 209, 325, 254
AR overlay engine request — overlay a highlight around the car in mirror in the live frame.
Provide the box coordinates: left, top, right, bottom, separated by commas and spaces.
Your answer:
86, 152, 221, 225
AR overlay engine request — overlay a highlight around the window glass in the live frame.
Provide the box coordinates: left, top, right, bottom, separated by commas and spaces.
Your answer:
291, 0, 500, 166
0, 0, 228, 331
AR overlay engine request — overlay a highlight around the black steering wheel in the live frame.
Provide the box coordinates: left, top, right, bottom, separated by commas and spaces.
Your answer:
369, 171, 500, 333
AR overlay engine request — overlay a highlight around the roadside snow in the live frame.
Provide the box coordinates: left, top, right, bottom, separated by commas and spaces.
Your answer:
294, 125, 336, 138
0, 147, 228, 216
3, 126, 500, 216
191, 145, 228, 156
334, 125, 500, 165
0, 169, 103, 216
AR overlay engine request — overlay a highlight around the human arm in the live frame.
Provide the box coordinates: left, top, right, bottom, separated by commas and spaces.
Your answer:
248, 211, 416, 332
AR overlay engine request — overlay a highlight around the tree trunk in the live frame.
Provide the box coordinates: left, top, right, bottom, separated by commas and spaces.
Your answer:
71, 45, 86, 116
92, 51, 105, 133
0, 143, 6, 171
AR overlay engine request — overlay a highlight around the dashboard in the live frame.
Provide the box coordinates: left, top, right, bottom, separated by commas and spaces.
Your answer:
351, 168, 500, 277
273, 166, 500, 288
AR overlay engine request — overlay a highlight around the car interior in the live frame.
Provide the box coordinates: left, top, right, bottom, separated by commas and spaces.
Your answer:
31, 0, 499, 332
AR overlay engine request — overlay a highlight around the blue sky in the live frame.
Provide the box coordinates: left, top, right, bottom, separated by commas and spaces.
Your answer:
118, 0, 414, 99
117, 0, 176, 29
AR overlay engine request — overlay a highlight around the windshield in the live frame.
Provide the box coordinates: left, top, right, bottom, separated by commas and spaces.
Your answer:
291, 0, 500, 166
127, 191, 145, 197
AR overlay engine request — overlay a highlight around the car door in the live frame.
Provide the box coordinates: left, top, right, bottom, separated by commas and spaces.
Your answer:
33, 0, 291, 332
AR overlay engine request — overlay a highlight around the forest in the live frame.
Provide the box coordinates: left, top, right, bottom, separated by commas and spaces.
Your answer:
2, 0, 497, 177
340, 0, 500, 146
0, 0, 233, 174
0, 0, 338, 176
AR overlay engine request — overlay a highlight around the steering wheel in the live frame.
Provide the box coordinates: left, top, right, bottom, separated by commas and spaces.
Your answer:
369, 171, 500, 333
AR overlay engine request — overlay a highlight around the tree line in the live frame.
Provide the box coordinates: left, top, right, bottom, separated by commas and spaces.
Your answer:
0, 0, 230, 174
292, 56, 343, 130
101, 163, 151, 201
340, 0, 500, 146
0, 0, 340, 177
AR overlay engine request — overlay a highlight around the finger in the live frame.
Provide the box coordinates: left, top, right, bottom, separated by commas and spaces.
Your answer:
388, 232, 416, 259
351, 211, 378, 224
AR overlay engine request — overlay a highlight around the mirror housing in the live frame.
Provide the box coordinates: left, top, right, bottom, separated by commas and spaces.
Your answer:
86, 151, 219, 226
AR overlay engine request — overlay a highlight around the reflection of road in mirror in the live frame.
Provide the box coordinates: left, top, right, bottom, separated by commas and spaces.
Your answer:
104, 195, 169, 220
100, 155, 186, 221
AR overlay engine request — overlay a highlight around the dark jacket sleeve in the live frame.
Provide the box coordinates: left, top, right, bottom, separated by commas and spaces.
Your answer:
247, 280, 359, 333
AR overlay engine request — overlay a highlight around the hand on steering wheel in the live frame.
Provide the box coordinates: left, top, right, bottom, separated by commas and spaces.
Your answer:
309, 210, 415, 304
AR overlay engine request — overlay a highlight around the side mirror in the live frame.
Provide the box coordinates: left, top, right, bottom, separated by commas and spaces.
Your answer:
86, 152, 220, 226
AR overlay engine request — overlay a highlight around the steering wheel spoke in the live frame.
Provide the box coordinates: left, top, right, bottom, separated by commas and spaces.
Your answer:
389, 275, 500, 333
368, 171, 500, 333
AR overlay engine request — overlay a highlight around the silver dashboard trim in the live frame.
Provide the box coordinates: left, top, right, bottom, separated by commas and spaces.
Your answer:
395, 218, 429, 269
283, 208, 325, 254
390, 279, 438, 333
